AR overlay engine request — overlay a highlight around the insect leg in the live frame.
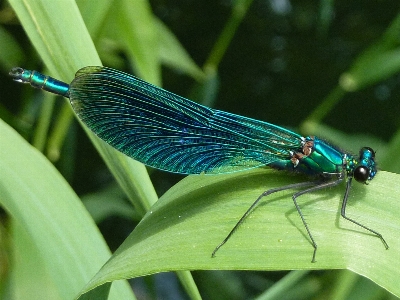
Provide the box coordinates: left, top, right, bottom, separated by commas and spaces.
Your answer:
212, 181, 320, 258
340, 178, 389, 249
292, 177, 344, 262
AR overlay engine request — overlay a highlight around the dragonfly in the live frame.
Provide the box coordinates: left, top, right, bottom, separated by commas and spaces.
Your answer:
9, 66, 389, 262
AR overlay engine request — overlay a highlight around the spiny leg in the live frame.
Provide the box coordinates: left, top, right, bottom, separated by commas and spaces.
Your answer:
340, 178, 389, 249
211, 181, 320, 258
291, 177, 344, 263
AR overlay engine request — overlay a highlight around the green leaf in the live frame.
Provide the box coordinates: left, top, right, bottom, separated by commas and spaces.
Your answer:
115, 0, 161, 84
380, 128, 400, 174
76, 0, 114, 38
305, 13, 400, 123
7, 0, 98, 79
7, 0, 200, 298
0, 119, 134, 299
155, 18, 205, 81
0, 25, 24, 70
82, 184, 139, 223
80, 169, 400, 297
12, 222, 62, 299
8, 0, 158, 215
339, 13, 400, 92
339, 49, 400, 92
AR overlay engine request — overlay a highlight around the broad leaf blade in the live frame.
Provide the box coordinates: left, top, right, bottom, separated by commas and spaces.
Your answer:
80, 169, 400, 297
8, 0, 158, 215
0, 119, 134, 299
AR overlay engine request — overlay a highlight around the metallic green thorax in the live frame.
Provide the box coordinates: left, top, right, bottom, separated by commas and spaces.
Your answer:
298, 137, 346, 175
270, 136, 377, 183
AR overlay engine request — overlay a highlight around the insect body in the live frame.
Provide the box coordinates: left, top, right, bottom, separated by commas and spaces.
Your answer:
10, 66, 389, 262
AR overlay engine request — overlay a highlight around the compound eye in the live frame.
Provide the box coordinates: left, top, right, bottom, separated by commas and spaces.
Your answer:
354, 166, 370, 183
360, 147, 375, 158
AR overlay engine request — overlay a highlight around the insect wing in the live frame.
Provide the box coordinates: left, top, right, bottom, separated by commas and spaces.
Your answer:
69, 67, 302, 174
